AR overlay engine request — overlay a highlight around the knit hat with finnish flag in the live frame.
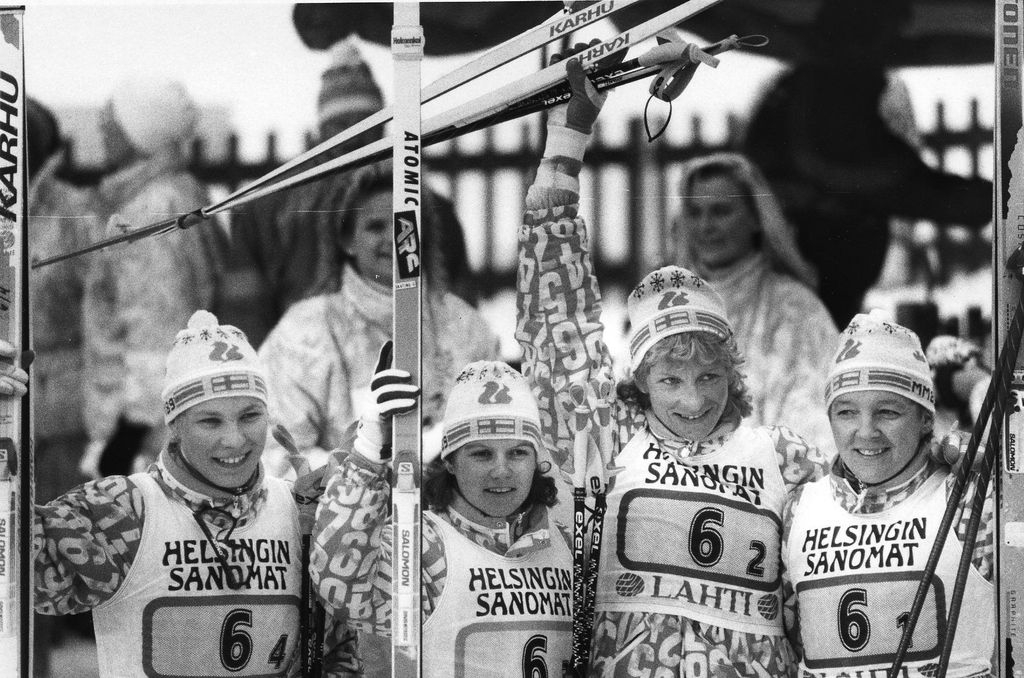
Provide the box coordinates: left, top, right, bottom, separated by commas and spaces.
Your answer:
440, 361, 544, 460
825, 308, 935, 413
626, 265, 733, 371
161, 310, 268, 423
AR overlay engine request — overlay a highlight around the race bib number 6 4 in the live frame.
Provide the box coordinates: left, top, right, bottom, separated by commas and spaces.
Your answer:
142, 595, 301, 677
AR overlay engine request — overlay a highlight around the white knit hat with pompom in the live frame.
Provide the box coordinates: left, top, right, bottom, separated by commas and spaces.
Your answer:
161, 310, 267, 423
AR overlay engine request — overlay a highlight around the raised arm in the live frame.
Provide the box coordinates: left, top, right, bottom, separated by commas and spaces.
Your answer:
515, 56, 628, 468
309, 344, 445, 632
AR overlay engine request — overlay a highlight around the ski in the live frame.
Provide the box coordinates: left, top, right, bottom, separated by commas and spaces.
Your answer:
0, 9, 31, 677
200, 0, 725, 217
390, 4, 423, 678
994, 4, 1024, 676
34, 0, 735, 269
205, 0, 646, 215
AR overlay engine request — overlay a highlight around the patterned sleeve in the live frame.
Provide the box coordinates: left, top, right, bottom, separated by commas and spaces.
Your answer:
770, 425, 831, 494
33, 476, 145, 615
780, 485, 807, 657
310, 454, 446, 635
516, 181, 638, 472
948, 471, 994, 582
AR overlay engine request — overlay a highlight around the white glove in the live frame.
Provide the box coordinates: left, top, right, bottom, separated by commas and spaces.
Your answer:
353, 341, 420, 463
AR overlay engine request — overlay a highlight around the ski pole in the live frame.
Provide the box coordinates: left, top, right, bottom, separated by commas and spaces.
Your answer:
200, 0, 724, 214
206, 0, 647, 216
390, 4, 423, 677
34, 0, 736, 269
888, 244, 1024, 677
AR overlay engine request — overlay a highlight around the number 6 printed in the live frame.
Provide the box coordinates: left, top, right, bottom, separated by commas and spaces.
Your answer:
220, 608, 254, 671
522, 634, 548, 678
838, 588, 870, 652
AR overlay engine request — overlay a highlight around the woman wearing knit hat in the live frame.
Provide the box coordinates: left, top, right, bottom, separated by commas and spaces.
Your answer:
515, 54, 831, 676
781, 309, 994, 677
671, 153, 839, 456
310, 348, 572, 676
6, 311, 311, 677
81, 75, 227, 480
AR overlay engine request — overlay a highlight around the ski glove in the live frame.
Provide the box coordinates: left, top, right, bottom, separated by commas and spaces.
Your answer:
353, 341, 420, 464
548, 44, 607, 134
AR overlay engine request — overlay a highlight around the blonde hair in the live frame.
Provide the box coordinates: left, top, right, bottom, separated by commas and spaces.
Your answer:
618, 332, 753, 423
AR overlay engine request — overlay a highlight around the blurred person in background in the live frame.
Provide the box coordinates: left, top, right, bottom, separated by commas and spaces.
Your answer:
27, 95, 102, 675
257, 161, 499, 479
671, 152, 838, 456
219, 38, 476, 346
80, 75, 225, 480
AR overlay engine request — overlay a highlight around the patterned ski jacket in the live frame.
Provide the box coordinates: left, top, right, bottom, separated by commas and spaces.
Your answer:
29, 153, 101, 442
81, 155, 222, 448
310, 452, 571, 635
515, 162, 831, 677
258, 264, 498, 477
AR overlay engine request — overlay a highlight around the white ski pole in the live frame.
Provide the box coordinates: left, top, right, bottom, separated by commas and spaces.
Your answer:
391, 3, 423, 677
0, 9, 31, 677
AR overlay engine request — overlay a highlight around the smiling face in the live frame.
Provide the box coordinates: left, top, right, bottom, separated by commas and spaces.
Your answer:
348, 190, 393, 286
446, 438, 537, 521
829, 390, 933, 487
682, 174, 760, 271
169, 396, 268, 492
640, 352, 730, 442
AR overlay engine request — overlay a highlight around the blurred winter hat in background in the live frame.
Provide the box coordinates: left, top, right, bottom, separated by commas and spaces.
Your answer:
106, 75, 198, 156
317, 36, 383, 139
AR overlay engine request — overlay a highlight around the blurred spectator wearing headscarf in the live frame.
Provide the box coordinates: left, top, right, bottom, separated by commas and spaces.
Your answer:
27, 96, 102, 676
218, 37, 475, 346
671, 152, 838, 456
80, 76, 224, 477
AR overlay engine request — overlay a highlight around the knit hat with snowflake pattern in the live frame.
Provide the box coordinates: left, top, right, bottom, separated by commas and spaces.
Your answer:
440, 361, 544, 460
161, 310, 268, 424
825, 308, 934, 413
626, 265, 732, 371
